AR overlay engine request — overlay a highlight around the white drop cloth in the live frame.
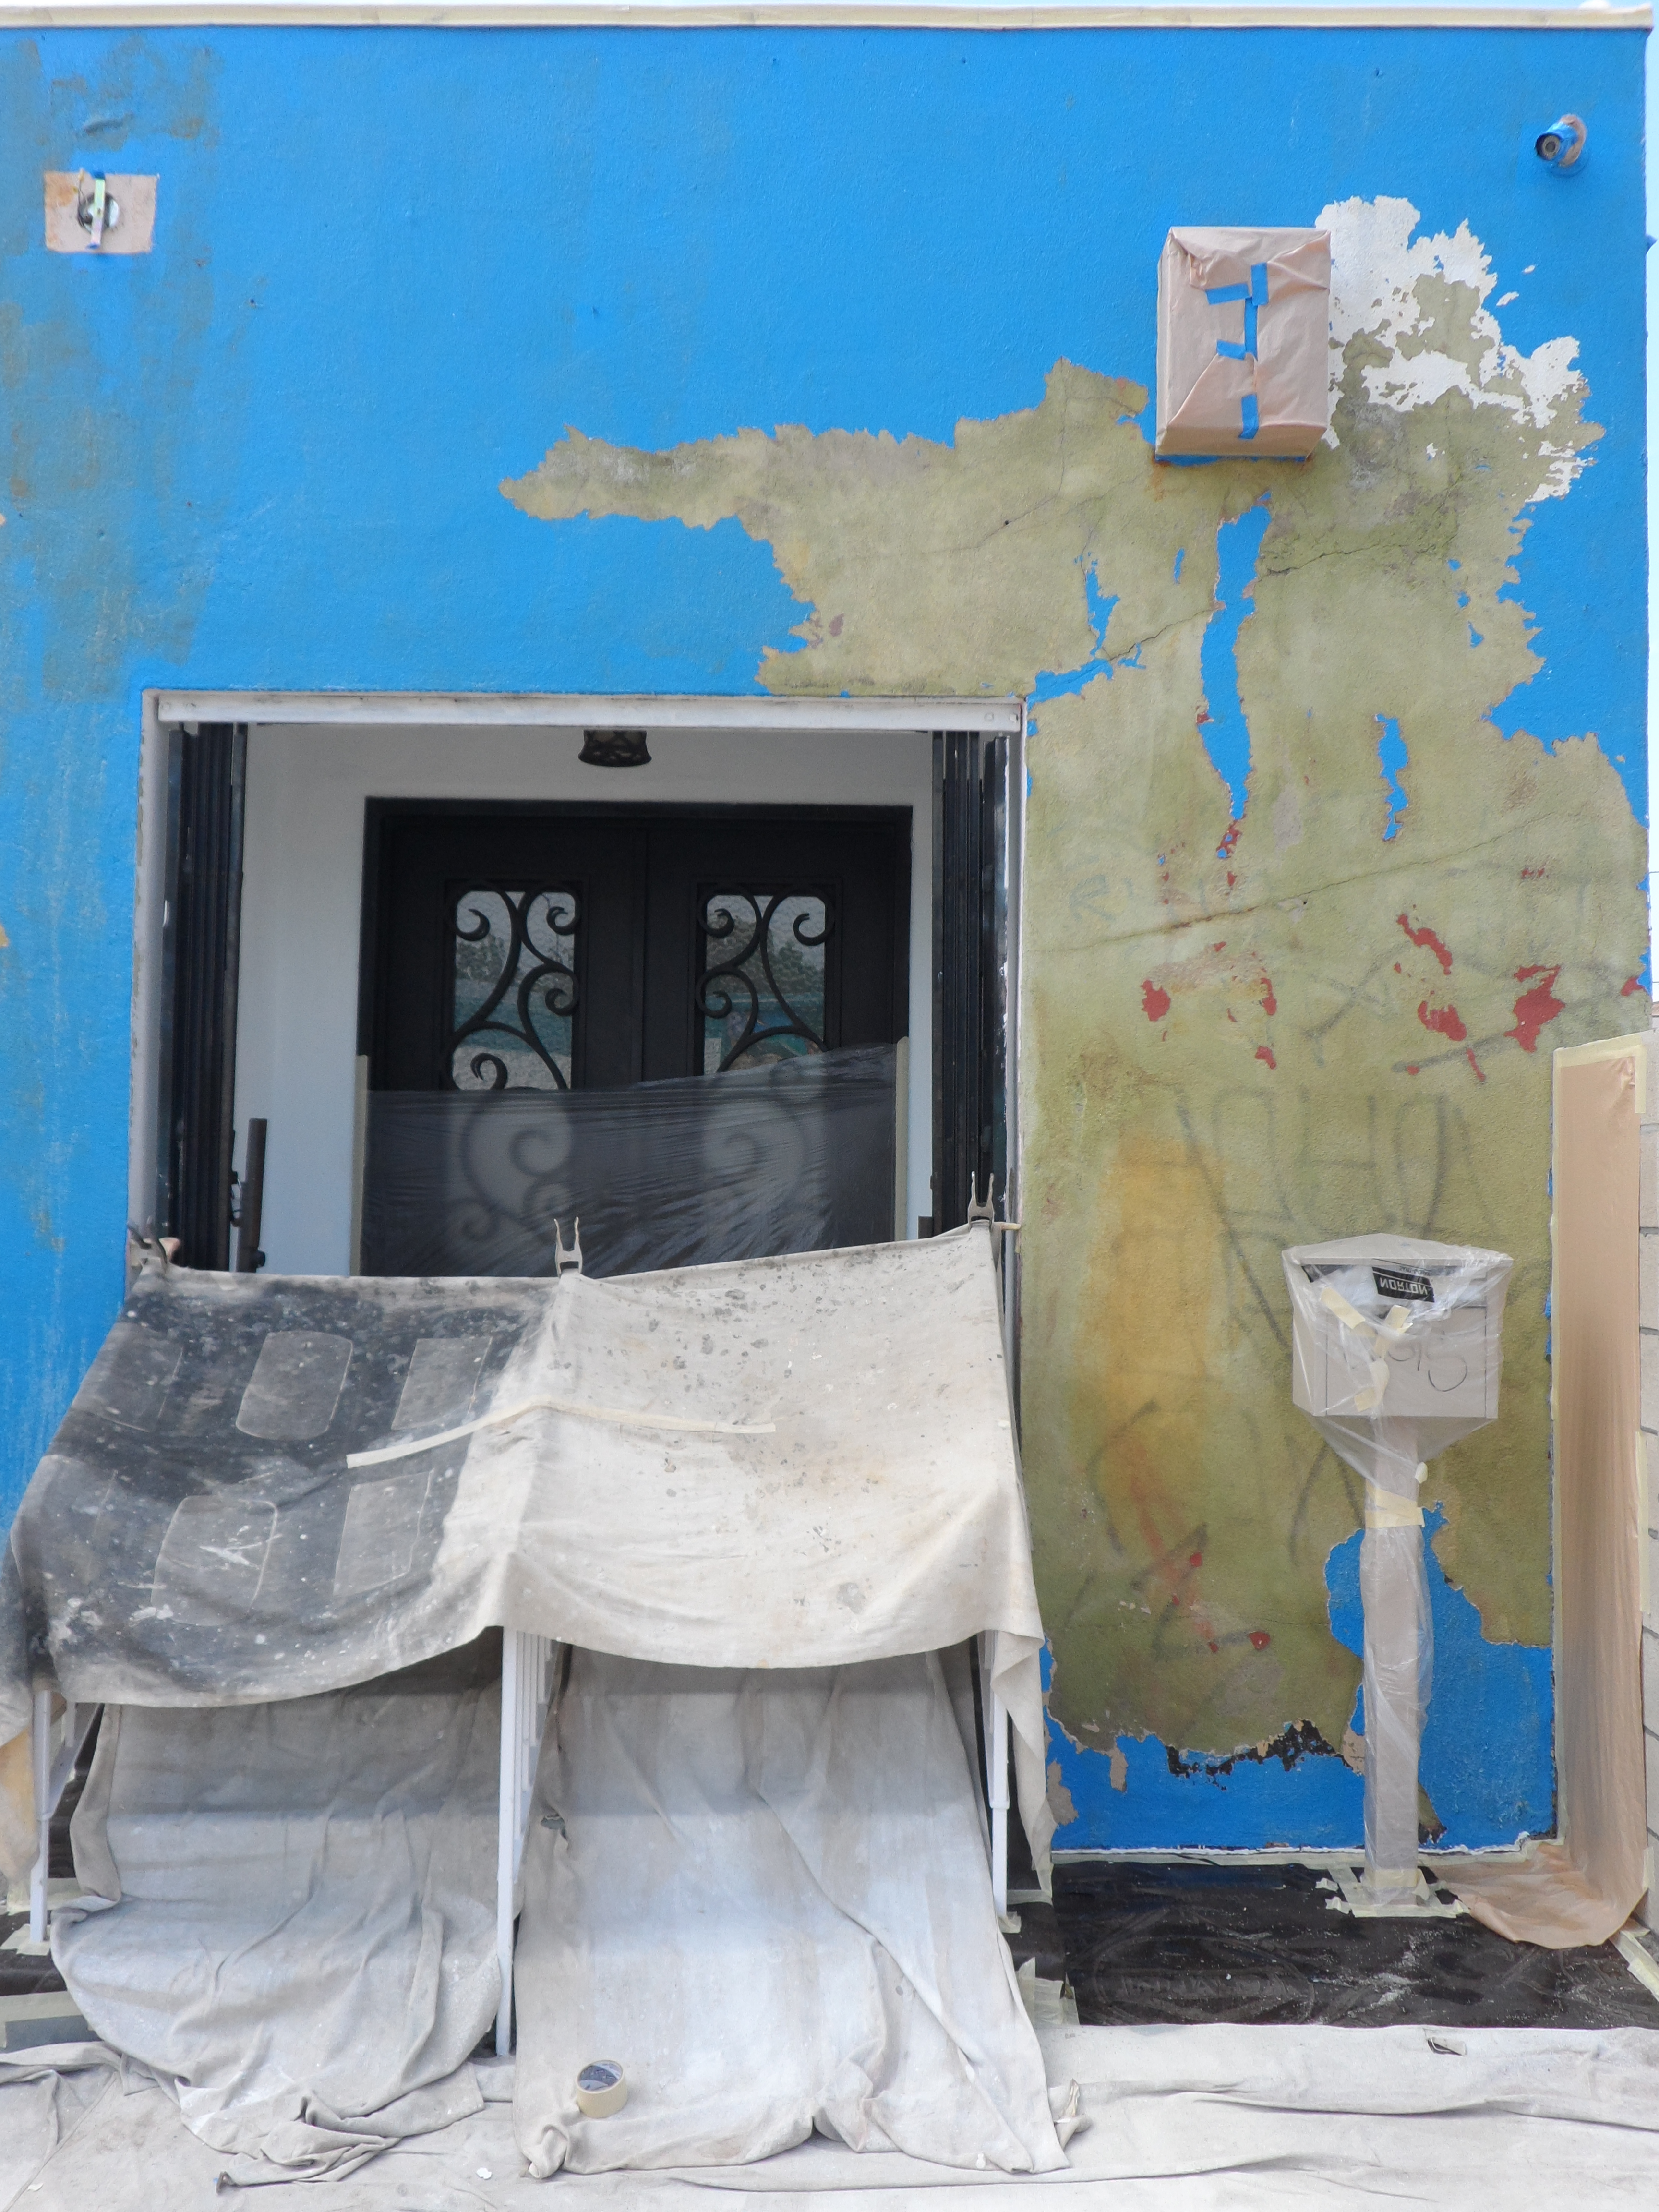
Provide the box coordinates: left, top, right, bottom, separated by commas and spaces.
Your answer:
511, 1649, 1067, 2178
51, 1647, 501, 2178
4, 1226, 1051, 1884
8, 2023, 1659, 2209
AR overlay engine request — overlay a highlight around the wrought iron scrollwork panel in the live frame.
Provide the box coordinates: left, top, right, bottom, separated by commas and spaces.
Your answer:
697, 886, 835, 1073
447, 884, 580, 1090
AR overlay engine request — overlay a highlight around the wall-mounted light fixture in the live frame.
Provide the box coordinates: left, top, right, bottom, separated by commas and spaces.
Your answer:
580, 728, 652, 768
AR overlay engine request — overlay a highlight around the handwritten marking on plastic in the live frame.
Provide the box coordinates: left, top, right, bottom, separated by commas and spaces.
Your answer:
348, 1394, 775, 1468
1318, 1286, 1414, 1412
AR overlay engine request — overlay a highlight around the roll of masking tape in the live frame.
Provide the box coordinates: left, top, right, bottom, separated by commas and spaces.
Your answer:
576, 2061, 628, 2118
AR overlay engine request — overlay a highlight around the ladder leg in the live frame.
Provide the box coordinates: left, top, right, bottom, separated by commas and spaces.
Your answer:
495, 1635, 520, 2056
978, 1636, 1010, 1919
28, 1689, 51, 1944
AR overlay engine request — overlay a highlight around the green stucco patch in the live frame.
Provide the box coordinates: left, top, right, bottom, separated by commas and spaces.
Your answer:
503, 198, 1644, 1760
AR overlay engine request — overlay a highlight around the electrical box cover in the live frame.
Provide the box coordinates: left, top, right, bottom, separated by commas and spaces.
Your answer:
1156, 227, 1332, 460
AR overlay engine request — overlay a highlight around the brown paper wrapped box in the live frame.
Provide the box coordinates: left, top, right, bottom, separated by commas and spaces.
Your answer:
1156, 227, 1331, 459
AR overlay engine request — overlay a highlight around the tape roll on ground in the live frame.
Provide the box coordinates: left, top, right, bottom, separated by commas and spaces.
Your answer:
576, 2060, 628, 2117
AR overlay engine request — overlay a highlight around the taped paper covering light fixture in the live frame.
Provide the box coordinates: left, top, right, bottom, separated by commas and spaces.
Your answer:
1156, 227, 1331, 459
1282, 1235, 1512, 1910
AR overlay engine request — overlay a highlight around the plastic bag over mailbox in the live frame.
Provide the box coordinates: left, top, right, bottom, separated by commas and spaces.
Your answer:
1283, 1233, 1512, 1495
1282, 1234, 1512, 1895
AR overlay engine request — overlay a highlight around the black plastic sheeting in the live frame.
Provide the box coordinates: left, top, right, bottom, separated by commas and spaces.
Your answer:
362, 1045, 898, 1279
1053, 1861, 1659, 2030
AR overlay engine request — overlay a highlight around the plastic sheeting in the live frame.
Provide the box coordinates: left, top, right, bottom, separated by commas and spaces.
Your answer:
512, 1648, 1067, 2178
0, 1225, 1050, 1883
1283, 1235, 1512, 1901
53, 1641, 500, 2180
361, 1046, 898, 1279
1434, 1037, 1648, 1948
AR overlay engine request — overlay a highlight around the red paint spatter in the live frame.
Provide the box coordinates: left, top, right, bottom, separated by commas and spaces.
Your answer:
1623, 974, 1645, 998
1256, 1046, 1276, 1070
1398, 913, 1453, 974
1248, 1630, 1272, 1651
1507, 964, 1563, 1053
1218, 821, 1242, 859
1417, 1000, 1467, 1043
1466, 1047, 1486, 1084
1226, 871, 1237, 891
1189, 1552, 1203, 1569
1142, 981, 1171, 1022
1260, 978, 1277, 1016
1207, 1640, 1220, 1654
1405, 1063, 1420, 1077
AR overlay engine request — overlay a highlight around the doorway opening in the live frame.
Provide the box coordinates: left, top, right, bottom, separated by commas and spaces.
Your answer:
131, 696, 1022, 1293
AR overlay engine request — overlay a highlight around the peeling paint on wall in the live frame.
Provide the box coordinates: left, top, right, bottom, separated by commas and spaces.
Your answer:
0, 29, 1645, 1851
504, 192, 1644, 1847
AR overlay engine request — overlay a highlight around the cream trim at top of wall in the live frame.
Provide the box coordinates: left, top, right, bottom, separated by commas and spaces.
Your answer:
150, 690, 1024, 733
2, 3, 1648, 26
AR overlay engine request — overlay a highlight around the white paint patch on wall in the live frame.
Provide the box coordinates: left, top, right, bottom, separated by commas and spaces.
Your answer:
1320, 194, 1591, 504
234, 723, 934, 1276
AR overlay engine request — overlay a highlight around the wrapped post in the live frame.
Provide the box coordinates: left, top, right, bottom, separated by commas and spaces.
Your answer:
1282, 1236, 1512, 1909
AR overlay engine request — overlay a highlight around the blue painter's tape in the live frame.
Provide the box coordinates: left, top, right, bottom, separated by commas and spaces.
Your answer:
1207, 262, 1271, 438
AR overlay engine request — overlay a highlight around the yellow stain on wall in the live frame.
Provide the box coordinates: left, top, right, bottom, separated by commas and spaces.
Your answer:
502, 199, 1646, 1759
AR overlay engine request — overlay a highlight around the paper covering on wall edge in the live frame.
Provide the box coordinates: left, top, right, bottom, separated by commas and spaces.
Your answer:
1156, 227, 1331, 460
1429, 1040, 1648, 1948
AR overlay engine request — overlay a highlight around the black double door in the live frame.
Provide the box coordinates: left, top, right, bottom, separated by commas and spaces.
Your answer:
361, 804, 912, 1094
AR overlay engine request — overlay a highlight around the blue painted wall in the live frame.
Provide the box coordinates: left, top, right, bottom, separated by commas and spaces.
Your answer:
0, 24, 1645, 1846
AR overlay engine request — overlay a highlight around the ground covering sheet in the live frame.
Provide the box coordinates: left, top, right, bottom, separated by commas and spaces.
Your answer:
6, 2021, 1659, 2208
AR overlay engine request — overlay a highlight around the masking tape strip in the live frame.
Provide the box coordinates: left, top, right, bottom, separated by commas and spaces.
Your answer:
1365, 1490, 1425, 1531
1319, 1284, 1368, 1334
348, 1395, 776, 1467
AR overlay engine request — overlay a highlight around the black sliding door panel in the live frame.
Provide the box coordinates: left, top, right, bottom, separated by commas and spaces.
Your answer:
157, 722, 247, 1269
932, 733, 1006, 1234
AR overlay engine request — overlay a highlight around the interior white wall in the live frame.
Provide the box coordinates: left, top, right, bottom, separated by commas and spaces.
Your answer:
234, 721, 934, 1275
